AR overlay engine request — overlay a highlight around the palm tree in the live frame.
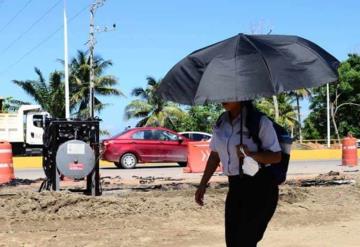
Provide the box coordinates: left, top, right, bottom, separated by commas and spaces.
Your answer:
289, 89, 311, 143
256, 94, 297, 136
65, 50, 124, 118
0, 97, 29, 112
12, 68, 66, 117
125, 76, 184, 128
272, 96, 279, 121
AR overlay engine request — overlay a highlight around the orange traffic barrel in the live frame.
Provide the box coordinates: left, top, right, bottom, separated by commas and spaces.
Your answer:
342, 137, 358, 166
0, 142, 15, 184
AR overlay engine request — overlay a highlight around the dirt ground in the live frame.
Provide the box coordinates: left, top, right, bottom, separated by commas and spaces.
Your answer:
1, 172, 360, 247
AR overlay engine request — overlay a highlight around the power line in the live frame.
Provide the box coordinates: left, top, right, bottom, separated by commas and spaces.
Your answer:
0, 4, 89, 77
1, 0, 62, 55
0, 0, 33, 34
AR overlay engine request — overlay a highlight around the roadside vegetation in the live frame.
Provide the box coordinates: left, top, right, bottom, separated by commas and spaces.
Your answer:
9, 51, 360, 143
11, 50, 123, 119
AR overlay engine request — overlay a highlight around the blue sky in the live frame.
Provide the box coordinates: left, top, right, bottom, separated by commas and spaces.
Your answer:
0, 0, 359, 136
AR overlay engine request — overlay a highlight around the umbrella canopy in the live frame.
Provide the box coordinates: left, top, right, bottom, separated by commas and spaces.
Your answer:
157, 33, 339, 105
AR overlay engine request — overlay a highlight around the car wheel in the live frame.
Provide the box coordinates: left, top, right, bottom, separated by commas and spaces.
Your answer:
178, 162, 187, 167
120, 153, 137, 169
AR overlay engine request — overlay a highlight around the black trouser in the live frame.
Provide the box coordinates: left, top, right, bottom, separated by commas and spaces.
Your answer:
225, 168, 279, 247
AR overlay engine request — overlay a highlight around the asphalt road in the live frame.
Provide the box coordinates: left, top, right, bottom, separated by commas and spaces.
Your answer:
13, 160, 359, 180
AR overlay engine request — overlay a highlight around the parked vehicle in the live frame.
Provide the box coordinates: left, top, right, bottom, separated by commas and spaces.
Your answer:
0, 105, 50, 155
102, 127, 190, 169
179, 131, 212, 141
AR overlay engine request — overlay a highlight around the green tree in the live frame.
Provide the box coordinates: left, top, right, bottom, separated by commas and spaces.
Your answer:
125, 76, 184, 128
256, 94, 297, 136
288, 89, 312, 143
12, 68, 66, 117
67, 50, 124, 118
303, 54, 360, 140
175, 104, 223, 133
0, 97, 29, 112
303, 114, 322, 140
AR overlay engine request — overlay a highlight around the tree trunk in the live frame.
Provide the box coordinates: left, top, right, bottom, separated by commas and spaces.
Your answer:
272, 95, 279, 122
330, 103, 341, 144
296, 96, 303, 143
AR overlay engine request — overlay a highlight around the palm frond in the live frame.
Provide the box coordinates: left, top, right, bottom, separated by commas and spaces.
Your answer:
67, 50, 122, 116
95, 87, 124, 96
34, 67, 46, 85
49, 71, 63, 90
131, 87, 147, 99
95, 76, 118, 87
146, 76, 158, 87
124, 100, 152, 120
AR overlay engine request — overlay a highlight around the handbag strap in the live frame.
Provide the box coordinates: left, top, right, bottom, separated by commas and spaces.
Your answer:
239, 106, 244, 177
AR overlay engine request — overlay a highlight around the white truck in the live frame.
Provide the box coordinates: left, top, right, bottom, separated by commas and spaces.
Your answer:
0, 105, 50, 155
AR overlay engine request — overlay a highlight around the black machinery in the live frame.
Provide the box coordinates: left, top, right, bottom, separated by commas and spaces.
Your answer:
40, 118, 101, 196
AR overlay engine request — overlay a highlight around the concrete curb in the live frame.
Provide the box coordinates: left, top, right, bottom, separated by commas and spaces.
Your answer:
13, 157, 113, 169
11, 149, 358, 169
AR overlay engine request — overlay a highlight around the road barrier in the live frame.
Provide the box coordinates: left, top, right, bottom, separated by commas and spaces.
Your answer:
342, 137, 358, 166
183, 141, 222, 173
0, 142, 15, 184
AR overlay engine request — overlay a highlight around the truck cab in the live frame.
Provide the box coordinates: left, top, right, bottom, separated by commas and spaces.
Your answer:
0, 105, 50, 155
26, 112, 48, 146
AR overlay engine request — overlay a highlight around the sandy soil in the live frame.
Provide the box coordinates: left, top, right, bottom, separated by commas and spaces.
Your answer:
0, 172, 360, 247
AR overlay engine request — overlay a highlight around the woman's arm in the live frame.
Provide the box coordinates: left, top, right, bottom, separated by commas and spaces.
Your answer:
249, 150, 281, 164
195, 151, 220, 206
198, 151, 220, 188
237, 145, 281, 164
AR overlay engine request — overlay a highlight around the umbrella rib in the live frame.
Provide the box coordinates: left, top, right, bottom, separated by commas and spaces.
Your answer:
242, 35, 277, 93
295, 37, 338, 78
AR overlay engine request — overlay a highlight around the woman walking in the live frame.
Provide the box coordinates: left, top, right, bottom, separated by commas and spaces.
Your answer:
195, 101, 281, 247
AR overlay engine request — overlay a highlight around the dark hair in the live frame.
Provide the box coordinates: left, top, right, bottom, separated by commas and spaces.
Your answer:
242, 100, 254, 113
215, 100, 259, 132
243, 100, 263, 141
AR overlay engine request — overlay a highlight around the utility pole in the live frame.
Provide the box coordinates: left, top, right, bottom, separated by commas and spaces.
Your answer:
64, 0, 70, 119
88, 0, 115, 118
88, 1, 103, 118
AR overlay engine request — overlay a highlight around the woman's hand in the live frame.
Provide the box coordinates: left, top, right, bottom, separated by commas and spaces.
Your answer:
195, 184, 207, 206
195, 151, 220, 206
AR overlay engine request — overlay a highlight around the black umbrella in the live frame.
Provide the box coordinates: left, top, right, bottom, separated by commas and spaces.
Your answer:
157, 33, 339, 105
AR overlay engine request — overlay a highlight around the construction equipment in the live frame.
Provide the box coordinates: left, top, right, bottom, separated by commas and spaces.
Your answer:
40, 118, 101, 196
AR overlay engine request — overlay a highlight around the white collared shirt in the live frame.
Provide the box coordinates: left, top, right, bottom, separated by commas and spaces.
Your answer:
209, 110, 281, 176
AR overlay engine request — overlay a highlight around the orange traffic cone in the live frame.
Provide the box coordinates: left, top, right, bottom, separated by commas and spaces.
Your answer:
0, 142, 15, 184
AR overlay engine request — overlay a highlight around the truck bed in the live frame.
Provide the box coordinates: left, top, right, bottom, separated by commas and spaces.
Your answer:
0, 113, 23, 143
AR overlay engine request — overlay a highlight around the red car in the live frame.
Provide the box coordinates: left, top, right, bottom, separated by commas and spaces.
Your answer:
102, 127, 190, 169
